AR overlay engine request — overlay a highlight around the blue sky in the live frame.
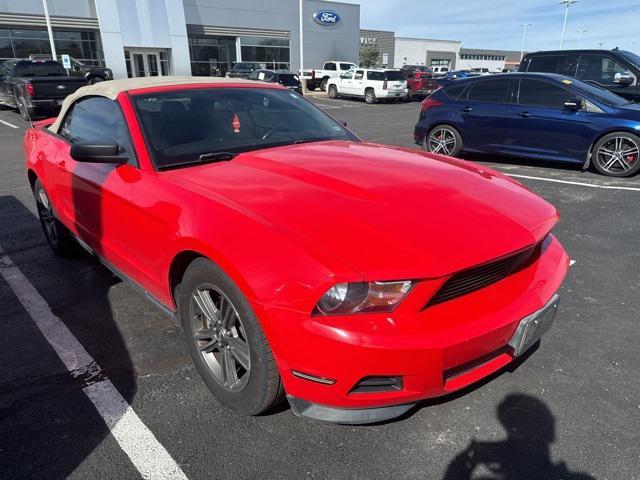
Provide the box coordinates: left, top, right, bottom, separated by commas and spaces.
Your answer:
345, 0, 640, 52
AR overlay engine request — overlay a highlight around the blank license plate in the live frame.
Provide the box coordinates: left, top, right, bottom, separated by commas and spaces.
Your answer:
508, 295, 559, 356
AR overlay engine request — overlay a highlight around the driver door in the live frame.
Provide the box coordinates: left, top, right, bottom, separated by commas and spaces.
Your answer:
54, 96, 141, 271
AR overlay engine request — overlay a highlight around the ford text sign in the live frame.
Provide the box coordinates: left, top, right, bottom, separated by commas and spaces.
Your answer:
313, 10, 341, 26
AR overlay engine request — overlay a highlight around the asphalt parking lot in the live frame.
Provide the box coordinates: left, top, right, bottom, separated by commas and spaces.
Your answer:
1, 96, 639, 480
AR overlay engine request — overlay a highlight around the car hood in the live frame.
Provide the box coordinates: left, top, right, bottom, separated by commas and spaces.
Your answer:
166, 141, 558, 279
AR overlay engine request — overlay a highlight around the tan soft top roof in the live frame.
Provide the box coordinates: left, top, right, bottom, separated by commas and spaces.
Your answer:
49, 76, 258, 133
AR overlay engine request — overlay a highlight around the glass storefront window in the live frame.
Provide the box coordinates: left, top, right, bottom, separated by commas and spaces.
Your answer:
239, 36, 290, 70
0, 27, 104, 66
189, 36, 236, 77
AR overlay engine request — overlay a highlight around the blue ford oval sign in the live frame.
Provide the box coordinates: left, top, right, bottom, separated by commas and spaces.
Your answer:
313, 10, 341, 26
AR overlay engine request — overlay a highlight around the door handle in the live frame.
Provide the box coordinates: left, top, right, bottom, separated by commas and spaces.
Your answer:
462, 106, 472, 112
56, 160, 67, 172
518, 111, 531, 118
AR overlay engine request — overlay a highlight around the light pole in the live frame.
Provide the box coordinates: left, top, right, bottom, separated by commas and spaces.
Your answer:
520, 23, 532, 61
299, 0, 304, 73
42, 0, 57, 60
576, 29, 586, 48
559, 0, 578, 49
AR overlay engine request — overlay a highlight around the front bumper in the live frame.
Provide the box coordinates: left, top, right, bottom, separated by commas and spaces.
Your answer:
259, 235, 569, 423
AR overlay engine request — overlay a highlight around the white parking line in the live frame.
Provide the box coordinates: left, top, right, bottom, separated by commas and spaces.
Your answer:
0, 246, 188, 480
0, 118, 19, 129
505, 173, 640, 192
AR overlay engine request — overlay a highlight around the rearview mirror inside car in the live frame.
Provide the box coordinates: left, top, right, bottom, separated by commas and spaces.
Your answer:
614, 71, 634, 86
70, 141, 128, 164
563, 98, 584, 111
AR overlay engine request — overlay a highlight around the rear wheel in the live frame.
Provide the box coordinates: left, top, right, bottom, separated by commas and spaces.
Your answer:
365, 88, 377, 104
33, 179, 77, 257
16, 95, 33, 121
328, 84, 339, 99
424, 124, 463, 157
592, 132, 640, 177
178, 258, 284, 415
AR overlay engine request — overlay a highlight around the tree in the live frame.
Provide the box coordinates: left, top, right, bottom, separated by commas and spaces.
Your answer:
359, 43, 380, 68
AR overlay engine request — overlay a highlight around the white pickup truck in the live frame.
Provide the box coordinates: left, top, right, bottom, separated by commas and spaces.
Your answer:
299, 60, 358, 91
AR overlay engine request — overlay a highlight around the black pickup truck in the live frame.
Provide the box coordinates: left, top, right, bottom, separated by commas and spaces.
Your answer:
0, 59, 87, 120
519, 49, 640, 102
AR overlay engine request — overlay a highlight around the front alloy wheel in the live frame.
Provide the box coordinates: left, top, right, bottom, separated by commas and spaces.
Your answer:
593, 133, 640, 177
178, 258, 284, 415
190, 286, 251, 392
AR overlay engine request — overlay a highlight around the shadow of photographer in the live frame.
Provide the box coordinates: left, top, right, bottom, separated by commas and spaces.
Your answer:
443, 393, 595, 480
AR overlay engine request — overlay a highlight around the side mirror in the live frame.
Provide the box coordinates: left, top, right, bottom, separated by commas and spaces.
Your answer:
614, 71, 634, 86
70, 141, 128, 164
563, 98, 584, 111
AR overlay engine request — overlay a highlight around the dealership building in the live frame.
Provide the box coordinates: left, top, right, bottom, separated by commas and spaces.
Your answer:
0, 0, 360, 79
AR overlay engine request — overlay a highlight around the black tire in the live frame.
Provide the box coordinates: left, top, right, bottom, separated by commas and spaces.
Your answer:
17, 95, 34, 121
592, 131, 640, 177
33, 179, 77, 257
364, 88, 377, 104
178, 258, 284, 415
89, 77, 105, 85
319, 77, 329, 92
424, 124, 463, 157
328, 84, 339, 99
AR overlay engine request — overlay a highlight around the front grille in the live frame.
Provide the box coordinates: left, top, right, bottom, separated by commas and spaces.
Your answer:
426, 242, 541, 308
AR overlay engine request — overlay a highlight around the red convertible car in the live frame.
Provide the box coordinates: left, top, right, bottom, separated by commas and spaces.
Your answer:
24, 77, 569, 423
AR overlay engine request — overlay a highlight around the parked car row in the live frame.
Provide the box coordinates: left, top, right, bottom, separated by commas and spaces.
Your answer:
414, 72, 640, 177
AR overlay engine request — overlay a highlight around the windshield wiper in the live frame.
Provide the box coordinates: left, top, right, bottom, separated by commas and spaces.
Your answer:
198, 151, 237, 161
292, 137, 329, 145
158, 152, 237, 171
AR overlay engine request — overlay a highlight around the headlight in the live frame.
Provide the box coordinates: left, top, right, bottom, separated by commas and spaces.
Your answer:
314, 281, 413, 315
103, 70, 110, 76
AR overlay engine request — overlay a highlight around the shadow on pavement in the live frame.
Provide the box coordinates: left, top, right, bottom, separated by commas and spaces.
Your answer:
0, 194, 135, 479
442, 393, 595, 480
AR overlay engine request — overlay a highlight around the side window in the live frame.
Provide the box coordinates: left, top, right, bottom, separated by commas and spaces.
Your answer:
354, 70, 364, 80
263, 72, 275, 82
443, 82, 467, 99
324, 62, 336, 71
527, 55, 566, 73
517, 79, 571, 108
59, 97, 136, 165
341, 70, 354, 80
247, 71, 260, 80
577, 55, 628, 86
467, 79, 511, 103
340, 63, 354, 71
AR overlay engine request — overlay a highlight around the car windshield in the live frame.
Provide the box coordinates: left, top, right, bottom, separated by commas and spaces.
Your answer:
132, 87, 359, 169
232, 63, 255, 71
14, 61, 67, 77
617, 50, 640, 68
570, 78, 630, 106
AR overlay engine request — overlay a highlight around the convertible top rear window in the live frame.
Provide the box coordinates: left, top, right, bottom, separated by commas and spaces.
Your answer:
132, 87, 359, 169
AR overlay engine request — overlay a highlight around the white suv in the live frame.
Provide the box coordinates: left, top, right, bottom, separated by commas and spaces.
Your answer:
326, 69, 408, 103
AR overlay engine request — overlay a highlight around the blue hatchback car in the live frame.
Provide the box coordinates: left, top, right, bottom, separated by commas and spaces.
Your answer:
414, 73, 640, 177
